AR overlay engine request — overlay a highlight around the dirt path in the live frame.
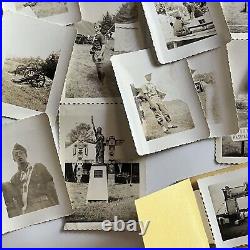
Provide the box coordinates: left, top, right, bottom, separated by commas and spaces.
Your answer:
65, 43, 120, 98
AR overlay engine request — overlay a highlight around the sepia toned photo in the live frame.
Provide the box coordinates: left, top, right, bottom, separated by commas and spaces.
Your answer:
64, 162, 140, 229
3, 52, 60, 112
198, 168, 248, 248
2, 12, 76, 122
142, 2, 229, 64
64, 2, 146, 100
59, 103, 145, 230
15, 2, 68, 18
2, 143, 59, 218
216, 40, 248, 164
221, 2, 248, 38
221, 89, 248, 159
154, 2, 216, 50
2, 114, 72, 234
111, 49, 212, 155
132, 73, 194, 141
60, 102, 138, 164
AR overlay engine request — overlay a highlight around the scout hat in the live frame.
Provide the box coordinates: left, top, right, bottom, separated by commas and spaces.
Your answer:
12, 143, 27, 156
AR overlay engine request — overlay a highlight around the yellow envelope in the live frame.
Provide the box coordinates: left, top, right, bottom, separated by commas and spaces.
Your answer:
135, 179, 210, 248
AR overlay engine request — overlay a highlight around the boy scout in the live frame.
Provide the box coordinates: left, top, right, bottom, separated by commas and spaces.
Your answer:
137, 74, 177, 133
90, 23, 106, 82
3, 143, 59, 217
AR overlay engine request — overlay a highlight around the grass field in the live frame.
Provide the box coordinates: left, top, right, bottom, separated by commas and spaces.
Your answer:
222, 2, 248, 33
139, 99, 195, 141
65, 182, 139, 222
2, 57, 53, 112
65, 42, 120, 98
16, 2, 68, 18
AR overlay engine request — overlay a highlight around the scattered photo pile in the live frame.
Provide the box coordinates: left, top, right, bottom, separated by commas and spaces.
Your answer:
1, 2, 248, 245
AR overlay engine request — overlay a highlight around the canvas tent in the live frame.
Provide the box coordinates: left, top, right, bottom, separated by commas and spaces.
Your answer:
113, 22, 146, 54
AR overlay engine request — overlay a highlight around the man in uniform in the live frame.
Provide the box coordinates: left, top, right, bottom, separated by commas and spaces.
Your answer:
90, 23, 106, 82
3, 143, 59, 217
137, 74, 177, 133
171, 15, 191, 37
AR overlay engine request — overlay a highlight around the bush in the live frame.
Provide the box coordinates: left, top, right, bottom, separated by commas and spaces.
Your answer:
40, 52, 59, 80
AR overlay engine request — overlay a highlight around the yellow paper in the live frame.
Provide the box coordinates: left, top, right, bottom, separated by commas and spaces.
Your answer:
135, 179, 210, 248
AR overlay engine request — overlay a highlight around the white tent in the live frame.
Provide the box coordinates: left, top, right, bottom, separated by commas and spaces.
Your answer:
113, 22, 146, 54
86, 165, 108, 203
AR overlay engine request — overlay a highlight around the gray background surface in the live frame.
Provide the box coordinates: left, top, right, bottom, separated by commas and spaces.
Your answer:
2, 116, 222, 248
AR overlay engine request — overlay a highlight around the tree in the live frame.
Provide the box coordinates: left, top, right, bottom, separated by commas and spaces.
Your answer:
40, 52, 59, 80
100, 11, 115, 35
66, 123, 94, 147
114, 3, 138, 24
155, 3, 167, 15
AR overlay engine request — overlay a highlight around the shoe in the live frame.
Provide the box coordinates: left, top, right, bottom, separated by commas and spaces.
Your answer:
163, 127, 169, 133
168, 124, 178, 129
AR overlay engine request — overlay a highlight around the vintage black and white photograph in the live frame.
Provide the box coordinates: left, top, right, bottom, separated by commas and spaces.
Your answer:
216, 40, 248, 164
132, 73, 194, 141
15, 2, 68, 18
221, 83, 248, 159
3, 52, 60, 112
111, 49, 211, 155
187, 47, 238, 137
64, 162, 140, 229
2, 114, 72, 234
2, 12, 76, 121
59, 103, 145, 230
2, 143, 59, 218
63, 2, 146, 100
154, 2, 217, 49
198, 168, 248, 248
221, 2, 248, 38
142, 2, 228, 64
59, 102, 138, 164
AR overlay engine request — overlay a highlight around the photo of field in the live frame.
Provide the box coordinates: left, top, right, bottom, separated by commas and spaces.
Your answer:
64, 3, 141, 99
221, 2, 248, 33
16, 2, 68, 18
138, 99, 195, 141
155, 2, 216, 49
65, 182, 138, 222
65, 40, 119, 98
2, 52, 59, 112
65, 163, 139, 223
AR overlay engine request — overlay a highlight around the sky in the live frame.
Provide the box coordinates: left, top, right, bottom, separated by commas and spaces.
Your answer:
79, 2, 124, 23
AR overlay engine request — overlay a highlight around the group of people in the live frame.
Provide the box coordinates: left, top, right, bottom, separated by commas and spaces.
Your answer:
170, 2, 208, 37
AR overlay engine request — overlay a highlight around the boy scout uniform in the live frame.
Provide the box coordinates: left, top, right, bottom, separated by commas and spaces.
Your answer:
141, 82, 172, 129
10, 163, 59, 214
